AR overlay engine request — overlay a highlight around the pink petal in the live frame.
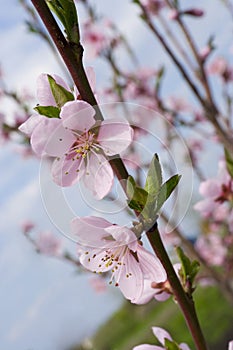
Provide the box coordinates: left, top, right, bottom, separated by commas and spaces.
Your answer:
18, 114, 44, 136
31, 117, 75, 157
180, 343, 191, 350
71, 216, 112, 246
114, 251, 143, 302
199, 179, 221, 198
51, 154, 85, 186
105, 225, 137, 248
194, 199, 217, 217
228, 341, 233, 350
133, 345, 164, 350
37, 73, 70, 106
97, 119, 133, 156
79, 247, 116, 272
134, 279, 159, 305
152, 327, 172, 346
83, 153, 114, 199
60, 100, 96, 131
43, 123, 76, 157
137, 245, 167, 283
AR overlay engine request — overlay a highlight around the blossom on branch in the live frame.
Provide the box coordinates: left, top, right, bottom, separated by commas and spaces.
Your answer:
71, 216, 167, 304
19, 73, 133, 199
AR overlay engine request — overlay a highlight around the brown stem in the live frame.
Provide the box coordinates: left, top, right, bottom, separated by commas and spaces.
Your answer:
30, 0, 129, 183
31, 1, 208, 347
146, 222, 208, 350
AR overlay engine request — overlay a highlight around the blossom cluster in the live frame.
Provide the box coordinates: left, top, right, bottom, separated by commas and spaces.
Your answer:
19, 71, 168, 304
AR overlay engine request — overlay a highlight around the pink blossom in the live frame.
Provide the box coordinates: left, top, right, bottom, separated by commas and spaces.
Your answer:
141, 0, 165, 15
21, 221, 35, 234
89, 276, 107, 293
19, 74, 133, 199
194, 160, 233, 219
195, 233, 227, 266
208, 57, 233, 82
133, 327, 191, 350
36, 230, 62, 256
71, 216, 167, 304
229, 341, 233, 350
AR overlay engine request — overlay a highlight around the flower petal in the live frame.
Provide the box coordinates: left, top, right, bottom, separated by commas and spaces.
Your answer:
31, 117, 75, 157
19, 114, 44, 136
152, 327, 172, 346
60, 100, 96, 132
105, 225, 137, 248
79, 247, 115, 273
71, 216, 112, 246
137, 245, 167, 283
97, 119, 133, 156
133, 345, 163, 350
37, 73, 70, 106
180, 343, 191, 350
51, 154, 85, 187
83, 153, 114, 199
114, 251, 143, 302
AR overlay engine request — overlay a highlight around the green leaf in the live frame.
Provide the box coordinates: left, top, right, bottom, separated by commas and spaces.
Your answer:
126, 176, 148, 212
164, 339, 180, 350
224, 147, 233, 179
46, 0, 80, 43
145, 154, 162, 198
47, 75, 74, 108
34, 105, 60, 118
164, 338, 180, 350
176, 246, 200, 293
156, 174, 181, 213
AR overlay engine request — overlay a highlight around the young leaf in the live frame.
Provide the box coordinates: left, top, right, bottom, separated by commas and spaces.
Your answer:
145, 154, 162, 198
176, 246, 200, 293
224, 147, 233, 179
34, 105, 60, 118
47, 75, 74, 108
126, 176, 148, 212
46, 0, 80, 43
156, 174, 181, 213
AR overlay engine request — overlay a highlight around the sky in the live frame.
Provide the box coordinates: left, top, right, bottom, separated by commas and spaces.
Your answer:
0, 1, 232, 349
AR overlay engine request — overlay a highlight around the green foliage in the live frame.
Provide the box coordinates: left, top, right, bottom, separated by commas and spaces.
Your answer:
155, 174, 181, 213
46, 0, 80, 43
47, 74, 74, 107
224, 147, 233, 179
73, 286, 233, 350
34, 105, 60, 118
126, 155, 181, 221
164, 338, 181, 350
126, 176, 148, 212
176, 247, 200, 294
145, 154, 162, 198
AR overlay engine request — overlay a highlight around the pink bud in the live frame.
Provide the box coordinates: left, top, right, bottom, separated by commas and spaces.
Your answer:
183, 8, 204, 17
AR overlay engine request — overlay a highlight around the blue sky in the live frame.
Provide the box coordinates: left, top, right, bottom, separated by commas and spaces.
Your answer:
0, 1, 232, 349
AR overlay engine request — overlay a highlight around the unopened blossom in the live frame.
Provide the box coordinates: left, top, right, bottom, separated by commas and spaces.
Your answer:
133, 327, 191, 350
208, 57, 233, 82
71, 216, 167, 304
19, 73, 133, 199
141, 0, 165, 15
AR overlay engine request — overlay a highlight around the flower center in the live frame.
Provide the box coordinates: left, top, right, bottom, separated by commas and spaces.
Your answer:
73, 131, 96, 159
